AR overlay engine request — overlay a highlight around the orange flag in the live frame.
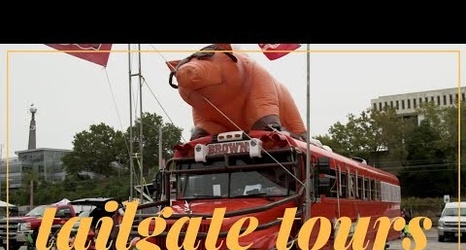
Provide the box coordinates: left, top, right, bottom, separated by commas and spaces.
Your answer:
45, 44, 112, 67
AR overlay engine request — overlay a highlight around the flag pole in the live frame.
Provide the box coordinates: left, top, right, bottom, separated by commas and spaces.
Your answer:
305, 43, 312, 220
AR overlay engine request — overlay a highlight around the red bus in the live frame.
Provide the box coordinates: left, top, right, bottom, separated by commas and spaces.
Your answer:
135, 130, 401, 249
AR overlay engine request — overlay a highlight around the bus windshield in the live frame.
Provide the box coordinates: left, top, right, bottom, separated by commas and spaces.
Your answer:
177, 167, 296, 199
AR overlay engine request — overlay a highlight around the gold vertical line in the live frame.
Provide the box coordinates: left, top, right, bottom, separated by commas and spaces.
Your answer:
5, 50, 10, 249
456, 50, 461, 250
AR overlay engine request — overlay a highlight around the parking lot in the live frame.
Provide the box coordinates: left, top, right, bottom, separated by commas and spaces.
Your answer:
387, 227, 465, 250
1, 227, 465, 250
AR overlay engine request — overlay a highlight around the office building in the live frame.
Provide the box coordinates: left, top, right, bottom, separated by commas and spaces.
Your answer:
370, 86, 465, 121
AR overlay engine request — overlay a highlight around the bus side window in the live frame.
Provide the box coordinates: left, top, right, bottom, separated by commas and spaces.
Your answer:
377, 181, 382, 200
371, 179, 377, 200
358, 175, 363, 199
368, 178, 373, 200
355, 170, 359, 199
340, 169, 347, 198
362, 176, 366, 200
338, 165, 342, 197
328, 175, 338, 197
318, 172, 337, 197
288, 176, 296, 195
320, 166, 338, 198
347, 173, 356, 199
364, 178, 371, 200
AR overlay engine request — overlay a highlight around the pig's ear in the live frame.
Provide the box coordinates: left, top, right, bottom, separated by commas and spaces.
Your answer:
166, 60, 181, 72
214, 44, 233, 51
214, 44, 238, 62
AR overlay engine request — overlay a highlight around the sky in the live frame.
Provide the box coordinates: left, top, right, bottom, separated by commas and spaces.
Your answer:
0, 44, 461, 158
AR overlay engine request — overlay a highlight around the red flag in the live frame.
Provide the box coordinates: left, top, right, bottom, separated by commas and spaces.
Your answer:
258, 44, 301, 60
45, 44, 112, 67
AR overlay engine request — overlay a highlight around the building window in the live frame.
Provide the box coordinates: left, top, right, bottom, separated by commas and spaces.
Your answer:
390, 101, 393, 108
396, 100, 399, 110
373, 103, 377, 110
431, 96, 435, 103
413, 99, 417, 108
450, 94, 453, 104
407, 99, 411, 109
425, 97, 429, 103
443, 95, 447, 105
462, 93, 465, 102
54, 164, 62, 172
419, 98, 422, 105
456, 94, 459, 102
437, 96, 441, 106
401, 100, 405, 109
384, 102, 388, 109
379, 102, 382, 111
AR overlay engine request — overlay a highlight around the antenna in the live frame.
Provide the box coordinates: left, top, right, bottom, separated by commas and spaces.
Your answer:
128, 44, 145, 203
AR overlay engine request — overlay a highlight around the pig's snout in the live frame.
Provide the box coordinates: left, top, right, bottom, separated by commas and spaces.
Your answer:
176, 65, 201, 87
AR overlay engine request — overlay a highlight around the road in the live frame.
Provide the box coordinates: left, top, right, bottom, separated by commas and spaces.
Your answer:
387, 227, 465, 250
1, 227, 465, 249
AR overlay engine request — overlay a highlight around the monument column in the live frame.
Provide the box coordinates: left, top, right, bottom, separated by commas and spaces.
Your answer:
28, 104, 37, 150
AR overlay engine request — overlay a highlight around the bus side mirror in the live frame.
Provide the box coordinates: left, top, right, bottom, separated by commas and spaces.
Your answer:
316, 157, 332, 196
317, 157, 331, 174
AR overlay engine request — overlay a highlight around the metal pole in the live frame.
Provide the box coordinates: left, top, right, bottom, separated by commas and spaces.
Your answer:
128, 44, 134, 201
0, 143, 2, 199
305, 44, 311, 220
159, 126, 165, 202
0, 143, 3, 199
159, 126, 163, 170
138, 44, 144, 204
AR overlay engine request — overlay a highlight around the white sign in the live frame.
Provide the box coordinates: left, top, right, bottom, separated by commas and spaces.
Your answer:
207, 140, 251, 156
444, 194, 450, 203
213, 184, 221, 197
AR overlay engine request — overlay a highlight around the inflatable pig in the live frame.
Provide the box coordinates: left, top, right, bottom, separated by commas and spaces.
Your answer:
167, 44, 307, 141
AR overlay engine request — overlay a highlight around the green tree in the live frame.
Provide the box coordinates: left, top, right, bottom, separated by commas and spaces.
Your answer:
127, 112, 183, 176
315, 107, 413, 167
62, 123, 127, 176
443, 102, 466, 196
10, 176, 132, 206
315, 109, 378, 159
441, 102, 466, 162
414, 101, 466, 196
400, 119, 449, 197
370, 107, 415, 168
397, 101, 466, 197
